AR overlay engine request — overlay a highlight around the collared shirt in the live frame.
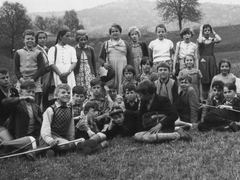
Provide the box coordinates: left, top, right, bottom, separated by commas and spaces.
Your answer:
177, 41, 197, 59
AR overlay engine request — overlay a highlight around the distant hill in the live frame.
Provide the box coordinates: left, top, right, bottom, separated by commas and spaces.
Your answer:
29, 0, 240, 36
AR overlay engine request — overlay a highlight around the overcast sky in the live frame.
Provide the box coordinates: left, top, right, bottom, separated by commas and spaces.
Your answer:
0, 0, 239, 12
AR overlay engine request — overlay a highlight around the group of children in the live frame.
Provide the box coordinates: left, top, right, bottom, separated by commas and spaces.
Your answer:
0, 22, 239, 160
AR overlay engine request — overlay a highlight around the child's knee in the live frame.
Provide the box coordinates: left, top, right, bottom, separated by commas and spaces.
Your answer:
142, 135, 156, 143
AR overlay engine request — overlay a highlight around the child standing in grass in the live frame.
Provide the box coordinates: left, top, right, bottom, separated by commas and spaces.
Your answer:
128, 26, 149, 75
119, 65, 138, 96
173, 28, 198, 76
136, 57, 158, 83
178, 54, 203, 101
155, 62, 179, 110
198, 83, 240, 132
197, 24, 221, 99
74, 30, 96, 91
210, 59, 236, 88
75, 101, 99, 139
149, 24, 174, 72
40, 84, 75, 153
14, 29, 45, 105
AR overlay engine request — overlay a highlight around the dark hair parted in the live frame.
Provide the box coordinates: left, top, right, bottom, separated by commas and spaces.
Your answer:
140, 57, 153, 67
136, 80, 156, 95
224, 82, 236, 92
212, 81, 224, 91
155, 24, 167, 33
84, 101, 99, 114
35, 31, 48, 44
55, 27, 70, 45
123, 84, 136, 93
109, 23, 122, 34
72, 85, 87, 95
203, 24, 213, 33
90, 78, 101, 87
0, 68, 8, 75
20, 80, 36, 90
218, 59, 231, 73
178, 74, 192, 84
122, 65, 136, 76
180, 28, 194, 38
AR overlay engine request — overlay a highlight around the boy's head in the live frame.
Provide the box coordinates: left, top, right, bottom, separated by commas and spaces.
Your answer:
90, 78, 101, 97
84, 101, 99, 118
72, 85, 87, 105
178, 74, 192, 91
20, 80, 36, 98
108, 82, 117, 100
157, 62, 170, 80
141, 57, 153, 73
123, 84, 137, 102
22, 29, 35, 49
155, 24, 167, 40
109, 105, 124, 125
137, 80, 156, 102
224, 83, 237, 102
55, 84, 71, 104
0, 68, 10, 89
180, 28, 194, 39
123, 65, 135, 81
211, 81, 224, 99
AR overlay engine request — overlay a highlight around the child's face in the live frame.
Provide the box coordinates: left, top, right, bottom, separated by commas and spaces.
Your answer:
156, 27, 166, 40
38, 33, 47, 47
203, 27, 211, 38
180, 79, 190, 91
125, 90, 137, 102
183, 32, 192, 42
78, 36, 88, 48
109, 88, 117, 99
158, 67, 169, 80
91, 84, 101, 96
185, 56, 194, 68
60, 32, 70, 45
130, 31, 139, 43
24, 35, 35, 49
21, 88, 36, 98
0, 72, 10, 88
124, 71, 134, 81
72, 93, 85, 105
56, 88, 71, 104
142, 61, 151, 73
220, 62, 230, 75
110, 27, 120, 40
212, 87, 223, 99
223, 86, 236, 102
111, 113, 124, 125
87, 108, 99, 118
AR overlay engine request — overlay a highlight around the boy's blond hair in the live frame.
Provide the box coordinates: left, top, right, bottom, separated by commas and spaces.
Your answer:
55, 84, 71, 96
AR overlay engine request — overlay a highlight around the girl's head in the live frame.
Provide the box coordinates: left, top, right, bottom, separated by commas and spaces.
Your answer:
180, 28, 194, 41
211, 81, 224, 100
123, 65, 136, 81
184, 54, 195, 69
109, 23, 122, 40
140, 57, 153, 73
219, 59, 231, 75
75, 29, 88, 48
202, 24, 212, 38
128, 26, 141, 43
84, 101, 99, 118
155, 24, 167, 40
179, 74, 192, 91
223, 83, 236, 102
35, 31, 48, 47
55, 27, 70, 45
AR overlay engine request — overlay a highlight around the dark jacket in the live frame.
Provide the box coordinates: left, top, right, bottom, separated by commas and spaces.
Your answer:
138, 94, 178, 132
139, 42, 149, 57
74, 45, 97, 76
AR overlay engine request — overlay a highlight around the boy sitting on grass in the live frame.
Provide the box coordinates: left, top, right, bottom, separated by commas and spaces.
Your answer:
39, 84, 76, 155
75, 101, 99, 139
1, 80, 42, 155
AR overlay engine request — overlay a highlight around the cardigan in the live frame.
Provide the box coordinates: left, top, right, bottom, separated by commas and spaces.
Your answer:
98, 39, 134, 67
74, 45, 97, 76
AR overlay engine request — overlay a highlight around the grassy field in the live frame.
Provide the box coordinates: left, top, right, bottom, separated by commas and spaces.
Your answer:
1, 130, 240, 179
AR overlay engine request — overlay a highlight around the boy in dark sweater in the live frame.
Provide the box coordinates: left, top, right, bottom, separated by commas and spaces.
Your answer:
123, 84, 139, 112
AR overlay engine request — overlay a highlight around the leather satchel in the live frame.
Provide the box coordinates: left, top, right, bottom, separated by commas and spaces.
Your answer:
142, 111, 166, 129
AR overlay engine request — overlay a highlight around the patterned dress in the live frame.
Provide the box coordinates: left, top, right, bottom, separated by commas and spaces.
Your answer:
130, 42, 143, 75
75, 51, 95, 90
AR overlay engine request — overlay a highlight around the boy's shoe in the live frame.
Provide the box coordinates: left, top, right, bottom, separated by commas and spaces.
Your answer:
45, 150, 55, 158
76, 139, 98, 153
177, 128, 192, 142
229, 122, 240, 132
25, 152, 37, 161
